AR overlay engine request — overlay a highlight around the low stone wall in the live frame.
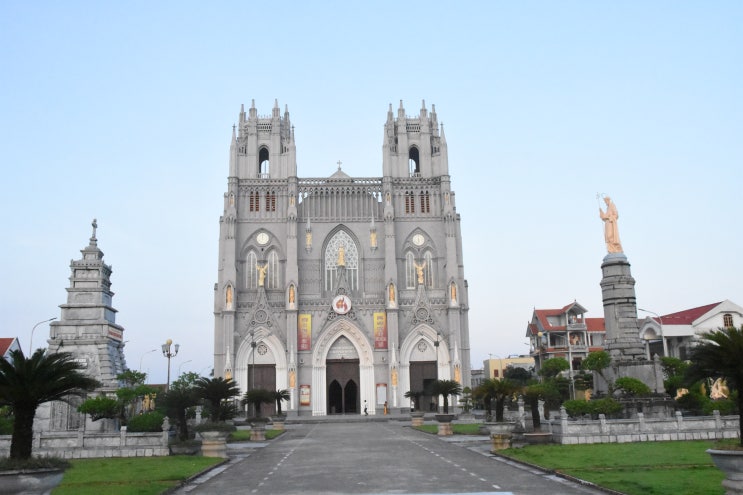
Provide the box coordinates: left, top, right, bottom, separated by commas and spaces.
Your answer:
0, 426, 169, 458
551, 408, 740, 444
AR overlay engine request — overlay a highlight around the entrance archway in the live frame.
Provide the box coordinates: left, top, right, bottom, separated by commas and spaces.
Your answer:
326, 359, 360, 414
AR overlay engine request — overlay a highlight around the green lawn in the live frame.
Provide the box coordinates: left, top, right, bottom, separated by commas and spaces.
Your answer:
228, 428, 284, 442
414, 423, 483, 435
500, 440, 725, 495
54, 456, 223, 495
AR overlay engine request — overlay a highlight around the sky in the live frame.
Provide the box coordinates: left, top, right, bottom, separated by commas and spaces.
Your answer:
1, 2, 741, 384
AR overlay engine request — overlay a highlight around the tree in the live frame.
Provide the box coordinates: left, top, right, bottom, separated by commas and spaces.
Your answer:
160, 387, 199, 441
273, 389, 290, 416
539, 357, 569, 380
613, 377, 652, 397
582, 350, 612, 392
0, 349, 99, 460
686, 325, 743, 447
523, 382, 560, 429
431, 379, 462, 414
474, 378, 520, 422
243, 389, 274, 419
194, 377, 240, 422
503, 366, 532, 386
403, 390, 423, 411
78, 370, 157, 426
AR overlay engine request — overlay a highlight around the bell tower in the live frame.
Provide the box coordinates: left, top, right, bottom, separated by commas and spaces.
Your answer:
382, 100, 448, 178
231, 98, 297, 179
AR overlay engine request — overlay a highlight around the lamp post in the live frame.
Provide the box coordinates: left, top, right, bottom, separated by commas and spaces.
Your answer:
161, 339, 179, 392
139, 349, 157, 372
638, 308, 668, 357
178, 360, 192, 377
29, 317, 56, 355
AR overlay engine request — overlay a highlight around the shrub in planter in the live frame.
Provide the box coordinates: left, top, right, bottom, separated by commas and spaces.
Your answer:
591, 397, 622, 417
563, 399, 591, 418
614, 377, 652, 397
127, 411, 165, 432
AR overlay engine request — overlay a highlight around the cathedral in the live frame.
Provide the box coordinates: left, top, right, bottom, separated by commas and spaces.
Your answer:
213, 100, 471, 416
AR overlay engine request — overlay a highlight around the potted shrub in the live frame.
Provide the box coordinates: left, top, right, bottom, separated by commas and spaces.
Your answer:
242, 389, 274, 441
431, 380, 462, 436
686, 325, 743, 494
271, 389, 290, 430
193, 377, 240, 457
404, 390, 425, 426
0, 349, 98, 493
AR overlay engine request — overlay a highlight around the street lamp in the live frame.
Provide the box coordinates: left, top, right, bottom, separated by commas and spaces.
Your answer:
161, 339, 179, 392
139, 349, 157, 371
178, 360, 192, 376
29, 317, 56, 355
638, 308, 668, 357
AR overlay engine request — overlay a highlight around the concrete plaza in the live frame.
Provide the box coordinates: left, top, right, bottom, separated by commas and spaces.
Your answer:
173, 420, 607, 495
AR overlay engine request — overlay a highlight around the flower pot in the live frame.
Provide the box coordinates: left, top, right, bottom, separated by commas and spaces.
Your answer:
0, 468, 65, 495
250, 423, 267, 442
271, 416, 286, 431
708, 449, 743, 494
435, 414, 455, 436
490, 433, 512, 452
197, 430, 231, 458
410, 411, 425, 427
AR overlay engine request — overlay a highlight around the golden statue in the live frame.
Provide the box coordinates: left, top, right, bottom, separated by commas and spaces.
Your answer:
710, 378, 730, 399
289, 284, 295, 303
391, 368, 398, 386
454, 365, 461, 383
305, 231, 312, 248
289, 370, 296, 388
256, 263, 268, 286
388, 283, 395, 303
337, 245, 345, 266
413, 261, 426, 285
450, 282, 456, 302
599, 196, 623, 253
370, 230, 377, 248
225, 286, 233, 307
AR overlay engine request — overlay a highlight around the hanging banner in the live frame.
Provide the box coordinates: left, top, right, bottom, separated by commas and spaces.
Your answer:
300, 384, 311, 406
298, 313, 312, 351
373, 312, 387, 349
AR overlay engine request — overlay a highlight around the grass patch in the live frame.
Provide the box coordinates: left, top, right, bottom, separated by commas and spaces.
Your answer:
54, 456, 223, 495
414, 423, 483, 435
500, 441, 725, 495
228, 428, 284, 442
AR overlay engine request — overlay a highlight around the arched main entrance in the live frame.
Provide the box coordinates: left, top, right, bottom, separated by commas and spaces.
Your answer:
325, 336, 360, 414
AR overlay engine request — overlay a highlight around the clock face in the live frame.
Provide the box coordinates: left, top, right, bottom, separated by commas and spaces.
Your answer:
412, 234, 425, 246
256, 232, 269, 245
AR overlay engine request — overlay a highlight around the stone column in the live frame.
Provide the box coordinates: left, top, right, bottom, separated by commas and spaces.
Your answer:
600, 253, 646, 360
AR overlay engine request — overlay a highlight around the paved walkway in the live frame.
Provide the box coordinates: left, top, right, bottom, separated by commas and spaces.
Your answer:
173, 421, 608, 495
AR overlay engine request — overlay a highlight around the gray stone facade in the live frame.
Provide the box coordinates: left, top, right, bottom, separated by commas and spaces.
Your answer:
214, 100, 471, 416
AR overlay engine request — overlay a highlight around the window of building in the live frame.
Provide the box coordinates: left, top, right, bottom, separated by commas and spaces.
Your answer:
420, 191, 430, 213
266, 250, 279, 289
405, 191, 415, 214
249, 191, 259, 212
324, 230, 359, 291
266, 191, 276, 212
423, 251, 434, 287
724, 313, 734, 328
409, 147, 420, 177
246, 251, 258, 289
258, 147, 270, 177
405, 252, 416, 288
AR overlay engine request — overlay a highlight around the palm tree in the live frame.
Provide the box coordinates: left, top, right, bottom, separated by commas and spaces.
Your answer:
431, 379, 462, 414
403, 390, 423, 411
474, 378, 521, 422
686, 325, 743, 447
273, 389, 290, 416
243, 389, 274, 419
161, 387, 199, 441
193, 377, 240, 423
0, 349, 99, 460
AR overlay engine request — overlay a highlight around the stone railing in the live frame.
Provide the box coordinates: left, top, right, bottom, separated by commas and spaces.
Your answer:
0, 421, 170, 458
550, 408, 739, 444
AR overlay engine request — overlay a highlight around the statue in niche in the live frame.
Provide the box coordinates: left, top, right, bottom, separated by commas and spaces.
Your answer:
385, 191, 391, 205
454, 365, 461, 383
256, 263, 268, 286
598, 195, 623, 253
388, 283, 395, 303
370, 229, 377, 248
413, 261, 426, 285
450, 282, 457, 302
391, 368, 398, 386
226, 286, 233, 308
337, 245, 345, 266
289, 370, 296, 388
305, 230, 312, 248
289, 284, 295, 303
444, 191, 450, 204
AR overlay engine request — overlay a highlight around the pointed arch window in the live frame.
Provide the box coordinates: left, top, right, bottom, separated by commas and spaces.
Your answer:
405, 191, 415, 214
266, 191, 277, 212
266, 251, 280, 289
409, 147, 420, 177
258, 147, 270, 178
420, 190, 430, 213
249, 191, 259, 212
246, 251, 258, 289
405, 252, 416, 289
324, 230, 359, 291
423, 251, 434, 287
